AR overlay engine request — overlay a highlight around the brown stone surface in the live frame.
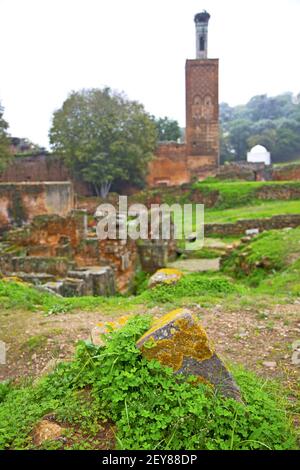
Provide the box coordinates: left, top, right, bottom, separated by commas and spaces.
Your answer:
185, 59, 219, 161
0, 182, 74, 231
217, 162, 270, 181
147, 143, 190, 187
272, 164, 300, 181
0, 154, 91, 196
0, 211, 136, 294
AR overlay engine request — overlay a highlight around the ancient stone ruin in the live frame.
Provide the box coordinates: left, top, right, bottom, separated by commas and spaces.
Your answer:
0, 182, 74, 233
0, 205, 178, 296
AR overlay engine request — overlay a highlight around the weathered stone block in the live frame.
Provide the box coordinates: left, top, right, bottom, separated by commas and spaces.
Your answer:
138, 241, 169, 273
148, 268, 183, 289
90, 266, 116, 296
60, 277, 86, 297
10, 256, 72, 276
137, 308, 241, 401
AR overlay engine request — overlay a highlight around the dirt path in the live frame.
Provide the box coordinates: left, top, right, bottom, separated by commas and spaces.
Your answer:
168, 258, 220, 272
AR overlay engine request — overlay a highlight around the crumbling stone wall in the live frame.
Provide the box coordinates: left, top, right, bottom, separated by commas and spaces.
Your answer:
217, 162, 271, 181
0, 154, 91, 196
256, 185, 300, 200
272, 164, 300, 181
1, 211, 137, 293
98, 239, 137, 292
0, 182, 74, 232
147, 143, 190, 187
205, 214, 300, 237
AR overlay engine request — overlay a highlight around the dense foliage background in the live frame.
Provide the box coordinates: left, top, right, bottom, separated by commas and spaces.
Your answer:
0, 102, 11, 172
220, 92, 300, 164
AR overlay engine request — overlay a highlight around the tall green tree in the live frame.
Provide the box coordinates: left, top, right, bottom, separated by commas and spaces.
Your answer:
49, 88, 157, 197
0, 102, 11, 173
228, 119, 253, 160
154, 116, 181, 142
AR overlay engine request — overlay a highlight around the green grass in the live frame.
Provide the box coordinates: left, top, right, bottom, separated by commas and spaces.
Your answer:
193, 179, 300, 208
0, 315, 297, 450
139, 273, 244, 304
222, 227, 300, 288
258, 258, 300, 296
205, 200, 300, 224
173, 200, 300, 232
0, 278, 140, 315
170, 183, 300, 234
0, 272, 245, 315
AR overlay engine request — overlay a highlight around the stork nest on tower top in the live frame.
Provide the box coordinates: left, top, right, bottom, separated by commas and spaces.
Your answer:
194, 11, 211, 24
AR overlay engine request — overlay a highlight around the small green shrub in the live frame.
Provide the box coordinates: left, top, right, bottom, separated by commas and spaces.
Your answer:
131, 269, 150, 295
140, 274, 243, 303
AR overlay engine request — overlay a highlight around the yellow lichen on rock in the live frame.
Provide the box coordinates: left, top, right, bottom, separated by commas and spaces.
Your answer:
137, 308, 242, 402
156, 268, 183, 278
148, 268, 183, 289
137, 308, 214, 372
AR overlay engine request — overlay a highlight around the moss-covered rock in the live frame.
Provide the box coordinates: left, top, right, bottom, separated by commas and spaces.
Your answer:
148, 268, 183, 289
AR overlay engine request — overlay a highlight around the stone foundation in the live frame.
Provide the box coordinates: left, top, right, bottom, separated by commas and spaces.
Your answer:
205, 214, 300, 237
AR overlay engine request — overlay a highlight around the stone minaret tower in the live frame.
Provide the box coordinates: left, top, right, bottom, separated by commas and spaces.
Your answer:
185, 10, 219, 176
195, 10, 210, 59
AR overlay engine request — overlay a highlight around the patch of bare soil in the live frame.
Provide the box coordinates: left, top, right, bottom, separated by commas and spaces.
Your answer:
168, 258, 220, 272
0, 301, 299, 394
0, 307, 147, 381
197, 303, 300, 391
31, 415, 116, 450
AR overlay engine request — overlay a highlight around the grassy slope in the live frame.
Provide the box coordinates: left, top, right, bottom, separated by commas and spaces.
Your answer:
205, 200, 300, 223
166, 180, 300, 230
222, 226, 300, 290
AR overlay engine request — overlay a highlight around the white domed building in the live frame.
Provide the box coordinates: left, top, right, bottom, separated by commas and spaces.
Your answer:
247, 145, 271, 166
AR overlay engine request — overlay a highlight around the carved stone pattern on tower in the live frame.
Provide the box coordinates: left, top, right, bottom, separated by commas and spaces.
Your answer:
186, 60, 219, 158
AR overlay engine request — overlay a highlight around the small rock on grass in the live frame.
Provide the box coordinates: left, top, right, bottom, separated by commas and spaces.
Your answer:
148, 268, 183, 289
33, 420, 63, 446
262, 361, 277, 368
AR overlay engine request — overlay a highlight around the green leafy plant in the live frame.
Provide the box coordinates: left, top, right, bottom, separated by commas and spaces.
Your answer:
139, 274, 244, 304
0, 315, 297, 450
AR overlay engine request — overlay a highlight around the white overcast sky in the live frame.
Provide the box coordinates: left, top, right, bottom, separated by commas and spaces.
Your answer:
1, 0, 300, 148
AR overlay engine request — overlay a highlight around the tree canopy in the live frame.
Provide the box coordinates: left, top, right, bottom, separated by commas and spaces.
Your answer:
153, 116, 181, 142
0, 102, 11, 173
49, 88, 158, 197
220, 92, 300, 164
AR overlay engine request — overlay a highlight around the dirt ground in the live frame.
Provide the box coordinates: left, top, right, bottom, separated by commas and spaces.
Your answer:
1, 301, 299, 395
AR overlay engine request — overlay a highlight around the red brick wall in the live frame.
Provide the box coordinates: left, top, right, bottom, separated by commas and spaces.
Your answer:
0, 154, 68, 182
185, 59, 219, 164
